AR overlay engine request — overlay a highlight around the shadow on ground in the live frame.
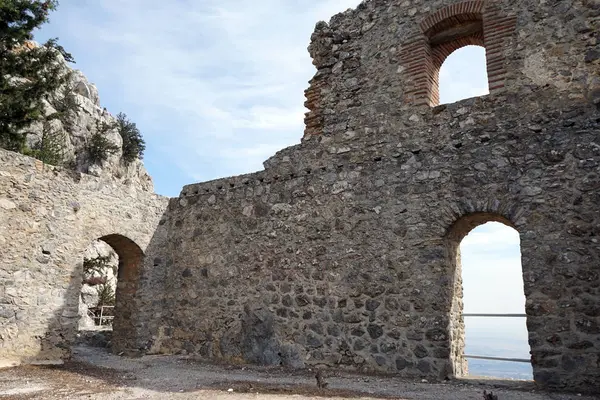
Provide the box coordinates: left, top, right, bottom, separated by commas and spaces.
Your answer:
1, 345, 595, 400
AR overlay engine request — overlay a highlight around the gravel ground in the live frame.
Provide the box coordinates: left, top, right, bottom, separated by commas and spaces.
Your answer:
0, 346, 597, 399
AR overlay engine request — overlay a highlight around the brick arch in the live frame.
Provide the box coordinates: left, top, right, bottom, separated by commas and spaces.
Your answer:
431, 38, 485, 70
420, 1, 485, 34
443, 212, 529, 378
97, 234, 144, 355
400, 1, 517, 107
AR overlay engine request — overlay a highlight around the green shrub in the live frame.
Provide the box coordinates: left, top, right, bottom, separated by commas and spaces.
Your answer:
23, 120, 65, 166
50, 78, 80, 130
83, 254, 114, 277
86, 121, 119, 164
116, 112, 145, 163
96, 283, 116, 308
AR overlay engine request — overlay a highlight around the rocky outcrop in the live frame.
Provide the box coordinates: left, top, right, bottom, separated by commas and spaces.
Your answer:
24, 45, 153, 192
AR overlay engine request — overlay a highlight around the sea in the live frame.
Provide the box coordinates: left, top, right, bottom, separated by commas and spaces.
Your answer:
464, 317, 533, 380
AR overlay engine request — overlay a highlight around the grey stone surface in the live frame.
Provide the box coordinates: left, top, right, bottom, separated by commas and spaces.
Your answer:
156, 84, 599, 391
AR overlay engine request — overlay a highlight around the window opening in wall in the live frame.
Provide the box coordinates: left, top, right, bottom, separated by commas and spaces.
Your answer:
78, 240, 118, 332
460, 222, 532, 380
439, 45, 489, 105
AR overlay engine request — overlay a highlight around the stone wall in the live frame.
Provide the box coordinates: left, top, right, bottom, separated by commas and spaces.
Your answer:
0, 149, 168, 366
154, 91, 599, 391
148, 0, 600, 393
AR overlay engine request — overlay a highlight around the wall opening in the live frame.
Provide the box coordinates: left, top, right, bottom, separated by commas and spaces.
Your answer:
446, 213, 532, 379
439, 45, 489, 105
78, 241, 119, 332
401, 1, 517, 106
76, 234, 143, 353
421, 2, 486, 107
460, 222, 532, 380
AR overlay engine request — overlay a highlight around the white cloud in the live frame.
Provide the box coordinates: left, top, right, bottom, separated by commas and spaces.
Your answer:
439, 45, 489, 105
461, 222, 520, 248
470, 86, 490, 98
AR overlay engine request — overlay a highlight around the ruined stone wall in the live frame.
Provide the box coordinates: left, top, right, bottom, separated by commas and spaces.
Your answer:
150, 0, 600, 393
1, 0, 598, 394
155, 91, 599, 391
304, 0, 599, 134
0, 149, 169, 366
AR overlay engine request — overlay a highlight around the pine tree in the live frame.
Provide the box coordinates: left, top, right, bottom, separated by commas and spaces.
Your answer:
0, 0, 74, 152
23, 119, 65, 165
86, 120, 120, 164
117, 112, 146, 163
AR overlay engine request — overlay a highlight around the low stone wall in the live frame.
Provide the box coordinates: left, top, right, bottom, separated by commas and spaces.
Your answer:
0, 149, 168, 366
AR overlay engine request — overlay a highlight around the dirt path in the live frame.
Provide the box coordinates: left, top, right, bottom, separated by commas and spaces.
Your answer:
0, 346, 596, 399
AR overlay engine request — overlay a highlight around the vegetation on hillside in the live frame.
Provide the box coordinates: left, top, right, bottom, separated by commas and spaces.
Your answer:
86, 121, 120, 164
0, 0, 146, 168
83, 255, 117, 307
83, 254, 116, 277
117, 112, 145, 163
0, 1, 72, 152
82, 253, 116, 327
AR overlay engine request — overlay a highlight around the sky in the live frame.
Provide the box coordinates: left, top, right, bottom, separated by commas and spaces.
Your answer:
36, 0, 525, 367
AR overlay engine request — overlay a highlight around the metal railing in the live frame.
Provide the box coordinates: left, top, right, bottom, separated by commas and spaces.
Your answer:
87, 305, 114, 327
463, 313, 530, 364
98, 305, 114, 326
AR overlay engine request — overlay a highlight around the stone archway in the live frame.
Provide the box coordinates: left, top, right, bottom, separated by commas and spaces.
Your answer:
97, 234, 144, 354
444, 212, 529, 378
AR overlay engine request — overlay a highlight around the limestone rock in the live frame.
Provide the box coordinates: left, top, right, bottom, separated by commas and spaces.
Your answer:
19, 43, 153, 192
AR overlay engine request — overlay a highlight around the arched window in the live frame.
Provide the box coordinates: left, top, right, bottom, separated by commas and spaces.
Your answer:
439, 45, 489, 105
400, 1, 516, 106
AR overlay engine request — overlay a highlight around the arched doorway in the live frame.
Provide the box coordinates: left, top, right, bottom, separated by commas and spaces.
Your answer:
460, 222, 531, 379
446, 213, 532, 379
77, 234, 144, 354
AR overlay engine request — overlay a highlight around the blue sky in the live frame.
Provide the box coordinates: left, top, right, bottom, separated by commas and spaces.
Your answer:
37, 0, 525, 355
